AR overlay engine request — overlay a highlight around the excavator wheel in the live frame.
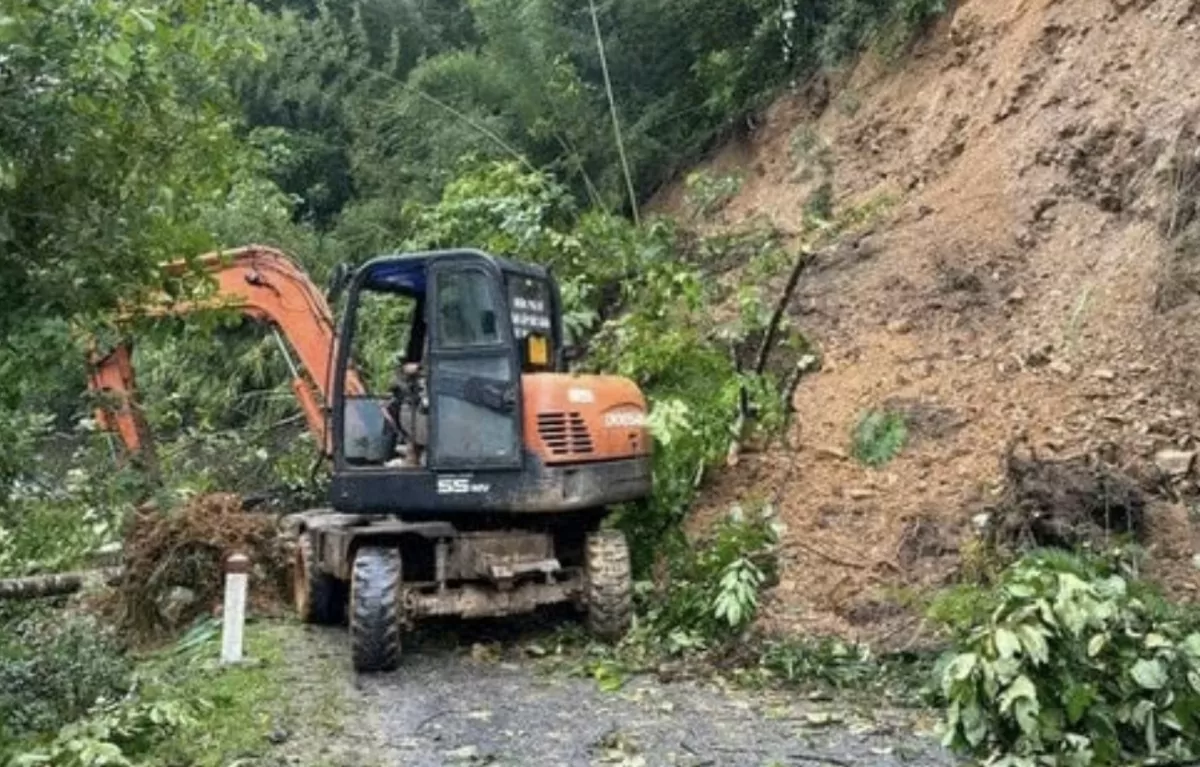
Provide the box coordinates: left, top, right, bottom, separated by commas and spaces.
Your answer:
293, 531, 344, 625
349, 546, 403, 672
584, 530, 632, 640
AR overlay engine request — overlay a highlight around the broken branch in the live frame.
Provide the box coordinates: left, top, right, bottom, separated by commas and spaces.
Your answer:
753, 248, 812, 376
0, 567, 123, 601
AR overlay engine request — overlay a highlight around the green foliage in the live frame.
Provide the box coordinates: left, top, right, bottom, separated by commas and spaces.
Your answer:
582, 218, 792, 572
107, 319, 318, 500
934, 550, 1200, 766
714, 557, 766, 628
0, 0, 306, 509
804, 181, 836, 224
758, 637, 934, 704
0, 450, 138, 580
0, 614, 133, 744
2, 620, 294, 766
0, 0, 268, 334
684, 171, 745, 220
7, 700, 195, 767
630, 505, 780, 653
851, 408, 908, 467
0, 411, 54, 504
239, 0, 948, 228
813, 0, 947, 65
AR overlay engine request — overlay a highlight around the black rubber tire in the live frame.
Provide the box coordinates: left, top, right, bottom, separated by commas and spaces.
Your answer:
350, 546, 403, 672
293, 532, 344, 625
584, 530, 632, 640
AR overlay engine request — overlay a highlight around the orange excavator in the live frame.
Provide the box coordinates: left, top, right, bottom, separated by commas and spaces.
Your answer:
89, 244, 651, 671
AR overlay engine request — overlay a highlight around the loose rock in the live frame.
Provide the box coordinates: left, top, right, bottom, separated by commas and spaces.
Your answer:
1049, 360, 1074, 377
1155, 450, 1196, 477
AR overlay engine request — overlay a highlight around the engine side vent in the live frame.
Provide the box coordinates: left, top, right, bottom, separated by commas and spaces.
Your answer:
537, 411, 595, 456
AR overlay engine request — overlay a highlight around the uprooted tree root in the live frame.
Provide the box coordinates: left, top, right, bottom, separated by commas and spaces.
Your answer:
119, 492, 293, 639
986, 444, 1147, 551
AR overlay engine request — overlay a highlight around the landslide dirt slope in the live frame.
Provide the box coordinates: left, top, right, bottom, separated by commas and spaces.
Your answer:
671, 0, 1200, 646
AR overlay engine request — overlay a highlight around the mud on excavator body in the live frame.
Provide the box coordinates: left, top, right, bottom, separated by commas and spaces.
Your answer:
90, 246, 650, 672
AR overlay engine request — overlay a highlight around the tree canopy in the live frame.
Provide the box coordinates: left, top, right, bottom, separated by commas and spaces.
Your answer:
0, 0, 269, 333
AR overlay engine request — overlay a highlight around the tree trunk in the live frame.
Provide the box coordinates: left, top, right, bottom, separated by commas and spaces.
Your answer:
0, 567, 123, 601
753, 249, 812, 376
727, 249, 813, 467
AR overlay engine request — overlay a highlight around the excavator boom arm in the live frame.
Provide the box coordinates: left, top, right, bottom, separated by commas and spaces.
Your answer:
87, 245, 362, 457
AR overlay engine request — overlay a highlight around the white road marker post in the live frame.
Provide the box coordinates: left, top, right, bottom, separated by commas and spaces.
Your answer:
221, 552, 250, 665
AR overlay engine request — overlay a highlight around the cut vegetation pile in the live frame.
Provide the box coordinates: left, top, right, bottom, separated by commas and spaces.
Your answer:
119, 492, 291, 637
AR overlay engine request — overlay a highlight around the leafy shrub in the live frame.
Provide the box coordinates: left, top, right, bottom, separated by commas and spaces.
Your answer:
590, 247, 784, 572
632, 504, 781, 653
7, 699, 195, 767
934, 550, 1200, 766
851, 409, 908, 466
0, 614, 133, 742
0, 443, 139, 583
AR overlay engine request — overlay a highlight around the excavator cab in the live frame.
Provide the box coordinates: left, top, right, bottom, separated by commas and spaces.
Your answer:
328, 249, 650, 515
335, 250, 553, 469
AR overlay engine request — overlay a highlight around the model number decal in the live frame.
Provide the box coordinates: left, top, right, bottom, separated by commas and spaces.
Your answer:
568, 387, 595, 404
603, 410, 646, 428
437, 477, 491, 494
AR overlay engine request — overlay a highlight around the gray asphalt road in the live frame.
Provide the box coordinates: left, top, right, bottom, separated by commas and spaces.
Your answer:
281, 621, 956, 767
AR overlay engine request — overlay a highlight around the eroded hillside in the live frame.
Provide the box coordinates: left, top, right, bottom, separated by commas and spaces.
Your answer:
671, 0, 1200, 645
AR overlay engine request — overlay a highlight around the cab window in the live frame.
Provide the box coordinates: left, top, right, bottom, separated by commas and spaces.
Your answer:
436, 270, 500, 347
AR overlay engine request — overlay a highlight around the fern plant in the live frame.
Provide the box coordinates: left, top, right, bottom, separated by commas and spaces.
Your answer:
851, 409, 908, 467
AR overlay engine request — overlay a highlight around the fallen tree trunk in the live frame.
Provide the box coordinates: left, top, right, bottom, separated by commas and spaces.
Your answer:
0, 567, 124, 601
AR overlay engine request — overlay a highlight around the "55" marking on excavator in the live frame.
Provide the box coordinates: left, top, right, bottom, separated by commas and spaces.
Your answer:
437, 477, 491, 494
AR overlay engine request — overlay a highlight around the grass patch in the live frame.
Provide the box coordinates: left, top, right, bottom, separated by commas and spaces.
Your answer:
140, 619, 289, 765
